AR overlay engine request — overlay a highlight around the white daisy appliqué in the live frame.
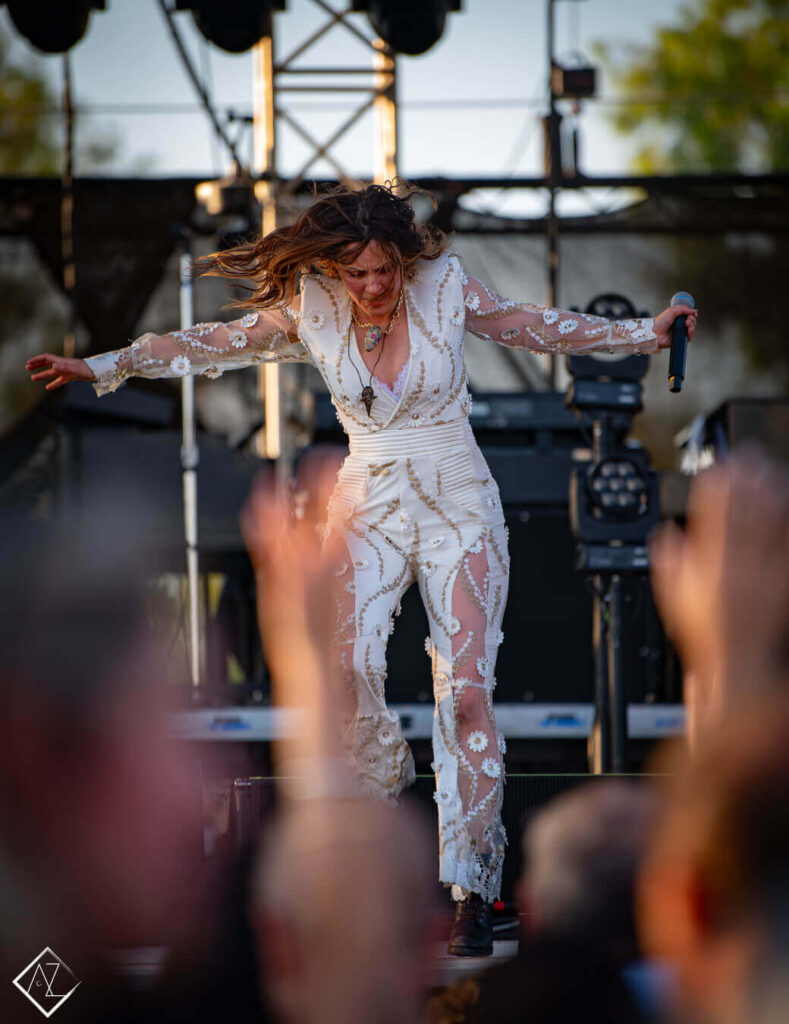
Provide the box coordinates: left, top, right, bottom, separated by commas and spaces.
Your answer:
448, 617, 462, 636
169, 355, 191, 376
464, 291, 480, 311
543, 309, 559, 325
433, 789, 452, 806
377, 724, 396, 746
500, 327, 521, 341
307, 312, 325, 329
557, 318, 579, 335
498, 732, 507, 755
240, 311, 259, 328
229, 329, 247, 349
476, 657, 489, 677
467, 731, 489, 753
424, 637, 434, 657
449, 305, 465, 327
481, 757, 501, 779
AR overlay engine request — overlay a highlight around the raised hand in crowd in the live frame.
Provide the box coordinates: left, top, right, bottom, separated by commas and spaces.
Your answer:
241, 465, 439, 1024
649, 451, 789, 748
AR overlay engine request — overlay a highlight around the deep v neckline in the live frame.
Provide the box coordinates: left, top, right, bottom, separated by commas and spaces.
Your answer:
352, 311, 411, 392
349, 288, 413, 412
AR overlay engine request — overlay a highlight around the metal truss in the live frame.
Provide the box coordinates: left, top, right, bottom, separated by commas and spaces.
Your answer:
253, 0, 397, 226
251, 0, 398, 460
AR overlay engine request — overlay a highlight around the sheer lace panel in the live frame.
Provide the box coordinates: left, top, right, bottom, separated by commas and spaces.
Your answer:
461, 272, 658, 355
86, 305, 311, 396
449, 538, 506, 897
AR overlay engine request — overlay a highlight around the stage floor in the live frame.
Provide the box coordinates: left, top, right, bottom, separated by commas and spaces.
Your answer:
433, 939, 519, 985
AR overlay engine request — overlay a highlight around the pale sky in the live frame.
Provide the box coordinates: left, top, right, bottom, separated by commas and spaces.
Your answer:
2, 0, 694, 208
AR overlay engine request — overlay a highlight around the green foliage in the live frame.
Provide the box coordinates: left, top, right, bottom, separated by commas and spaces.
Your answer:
597, 0, 789, 173
593, 0, 789, 388
0, 31, 60, 174
0, 25, 120, 175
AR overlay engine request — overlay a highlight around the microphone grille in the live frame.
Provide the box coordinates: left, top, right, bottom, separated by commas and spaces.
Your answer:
670, 291, 695, 309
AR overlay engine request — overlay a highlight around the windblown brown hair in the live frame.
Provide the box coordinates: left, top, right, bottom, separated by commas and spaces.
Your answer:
198, 179, 447, 309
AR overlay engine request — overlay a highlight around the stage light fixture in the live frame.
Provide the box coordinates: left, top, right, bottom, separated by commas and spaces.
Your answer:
586, 456, 649, 520
566, 297, 659, 549
174, 0, 287, 53
2, 0, 106, 53
551, 63, 597, 100
350, 1, 462, 56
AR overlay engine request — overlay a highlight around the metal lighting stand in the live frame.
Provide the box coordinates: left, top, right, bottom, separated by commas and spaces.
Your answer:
567, 342, 658, 774
179, 239, 202, 698
574, 415, 652, 774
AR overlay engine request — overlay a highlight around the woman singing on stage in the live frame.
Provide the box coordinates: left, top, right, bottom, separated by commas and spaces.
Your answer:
27, 181, 696, 956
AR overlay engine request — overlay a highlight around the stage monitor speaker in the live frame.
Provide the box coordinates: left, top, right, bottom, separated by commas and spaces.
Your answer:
232, 773, 644, 906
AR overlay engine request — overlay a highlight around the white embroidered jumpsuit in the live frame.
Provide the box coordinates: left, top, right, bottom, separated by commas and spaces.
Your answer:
86, 251, 659, 901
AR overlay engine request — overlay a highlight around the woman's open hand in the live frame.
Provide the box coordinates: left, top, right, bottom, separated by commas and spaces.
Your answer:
654, 305, 698, 350
26, 353, 95, 390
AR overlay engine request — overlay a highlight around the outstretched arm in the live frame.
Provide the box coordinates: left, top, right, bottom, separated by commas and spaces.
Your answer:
461, 271, 696, 355
27, 301, 311, 397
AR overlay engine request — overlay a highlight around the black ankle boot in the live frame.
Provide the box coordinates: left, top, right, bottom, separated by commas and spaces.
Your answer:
448, 893, 494, 957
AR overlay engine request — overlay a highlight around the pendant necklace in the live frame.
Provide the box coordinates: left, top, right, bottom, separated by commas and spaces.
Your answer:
347, 324, 388, 416
351, 288, 404, 352
347, 289, 404, 416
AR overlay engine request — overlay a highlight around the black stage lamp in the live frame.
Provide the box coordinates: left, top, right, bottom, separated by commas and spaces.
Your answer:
587, 456, 649, 518
565, 301, 659, 550
175, 0, 287, 53
551, 63, 597, 100
2, 0, 106, 53
350, 0, 461, 56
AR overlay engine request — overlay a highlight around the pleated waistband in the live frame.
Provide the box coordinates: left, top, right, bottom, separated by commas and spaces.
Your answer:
347, 418, 471, 459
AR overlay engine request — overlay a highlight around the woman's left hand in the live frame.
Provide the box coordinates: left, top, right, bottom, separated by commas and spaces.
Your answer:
654, 305, 698, 350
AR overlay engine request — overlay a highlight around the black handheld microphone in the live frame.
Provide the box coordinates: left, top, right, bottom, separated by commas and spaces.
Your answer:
668, 291, 694, 393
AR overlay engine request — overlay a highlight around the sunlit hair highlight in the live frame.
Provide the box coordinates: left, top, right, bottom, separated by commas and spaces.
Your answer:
197, 179, 446, 309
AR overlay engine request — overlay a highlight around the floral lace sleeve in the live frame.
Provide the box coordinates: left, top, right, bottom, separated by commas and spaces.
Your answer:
461, 272, 658, 356
85, 304, 311, 396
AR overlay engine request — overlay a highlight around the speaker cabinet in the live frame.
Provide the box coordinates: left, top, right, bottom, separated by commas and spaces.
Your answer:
232, 773, 639, 905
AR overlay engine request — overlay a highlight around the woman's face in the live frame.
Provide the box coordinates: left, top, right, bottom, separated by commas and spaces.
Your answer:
335, 240, 402, 321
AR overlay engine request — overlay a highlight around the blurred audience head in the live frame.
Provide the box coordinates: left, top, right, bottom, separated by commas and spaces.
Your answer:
639, 698, 789, 1024
252, 798, 437, 1024
0, 496, 201, 963
519, 779, 659, 964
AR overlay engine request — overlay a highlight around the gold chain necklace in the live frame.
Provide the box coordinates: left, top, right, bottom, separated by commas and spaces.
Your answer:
351, 288, 404, 352
347, 323, 388, 417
